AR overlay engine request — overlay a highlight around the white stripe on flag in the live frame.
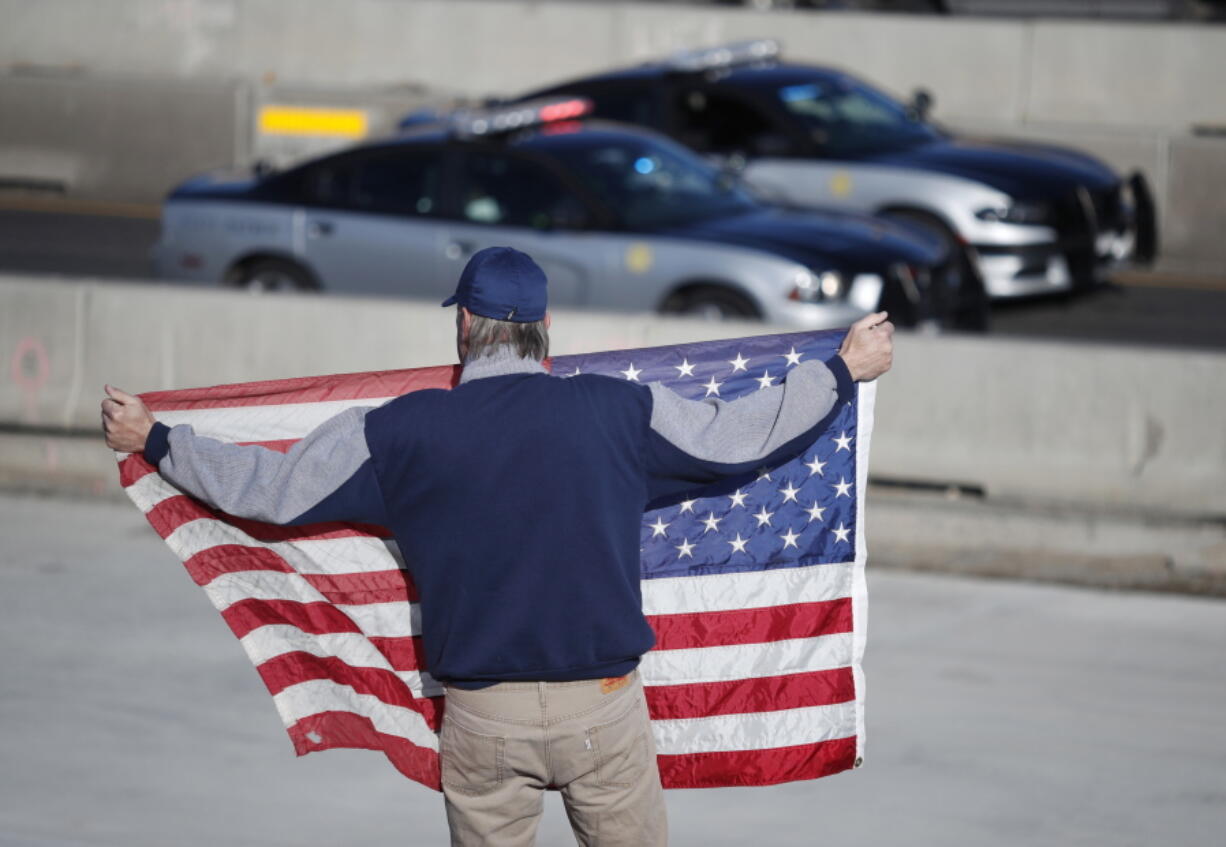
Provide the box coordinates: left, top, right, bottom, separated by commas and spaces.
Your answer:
202, 571, 421, 637
241, 626, 442, 698
156, 398, 395, 443
650, 700, 857, 756
642, 560, 854, 616
272, 679, 439, 751
202, 570, 326, 608
166, 519, 398, 575
639, 632, 853, 686
340, 602, 421, 639
126, 472, 182, 513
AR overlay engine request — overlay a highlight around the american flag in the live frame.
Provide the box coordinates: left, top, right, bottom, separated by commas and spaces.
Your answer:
117, 328, 874, 790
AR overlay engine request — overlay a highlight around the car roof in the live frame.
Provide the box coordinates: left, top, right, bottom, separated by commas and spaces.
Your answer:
348, 117, 677, 157
532, 60, 847, 94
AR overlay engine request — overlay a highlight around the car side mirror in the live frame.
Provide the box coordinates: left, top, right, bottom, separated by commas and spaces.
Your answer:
910, 88, 934, 122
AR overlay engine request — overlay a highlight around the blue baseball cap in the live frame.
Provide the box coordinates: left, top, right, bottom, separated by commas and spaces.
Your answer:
441, 246, 548, 323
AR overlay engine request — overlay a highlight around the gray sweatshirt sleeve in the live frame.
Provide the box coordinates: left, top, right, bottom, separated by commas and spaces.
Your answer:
142, 405, 387, 526
643, 354, 854, 500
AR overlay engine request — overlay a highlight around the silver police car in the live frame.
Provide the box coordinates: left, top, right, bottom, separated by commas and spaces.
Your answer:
154, 97, 962, 329
521, 41, 1158, 300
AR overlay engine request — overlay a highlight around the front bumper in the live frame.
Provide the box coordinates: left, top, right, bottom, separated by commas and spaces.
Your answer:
973, 171, 1158, 299
974, 243, 1073, 298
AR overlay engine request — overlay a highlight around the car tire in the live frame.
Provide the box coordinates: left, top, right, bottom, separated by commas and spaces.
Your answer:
880, 209, 989, 333
231, 258, 319, 294
663, 286, 760, 321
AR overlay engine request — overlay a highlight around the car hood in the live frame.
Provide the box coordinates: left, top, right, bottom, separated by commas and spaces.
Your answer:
865, 136, 1120, 201
658, 207, 945, 273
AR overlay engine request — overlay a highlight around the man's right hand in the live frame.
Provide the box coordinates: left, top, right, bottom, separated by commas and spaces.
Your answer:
837, 311, 894, 382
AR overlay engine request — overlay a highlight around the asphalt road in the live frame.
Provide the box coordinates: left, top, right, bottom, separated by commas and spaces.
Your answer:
2, 491, 1224, 847
2, 205, 1225, 350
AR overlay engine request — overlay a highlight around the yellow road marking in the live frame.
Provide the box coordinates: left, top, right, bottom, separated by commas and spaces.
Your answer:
0, 194, 159, 219
258, 105, 369, 138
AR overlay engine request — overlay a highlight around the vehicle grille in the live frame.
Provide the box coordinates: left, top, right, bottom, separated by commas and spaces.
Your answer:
1090, 185, 1124, 232
1048, 182, 1128, 289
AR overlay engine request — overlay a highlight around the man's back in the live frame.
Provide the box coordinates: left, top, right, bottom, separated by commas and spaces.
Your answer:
368, 366, 656, 686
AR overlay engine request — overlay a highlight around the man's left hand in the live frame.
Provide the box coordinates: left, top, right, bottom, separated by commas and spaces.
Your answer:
101, 384, 156, 453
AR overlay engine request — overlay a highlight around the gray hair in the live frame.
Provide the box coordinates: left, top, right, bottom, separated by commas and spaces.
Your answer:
465, 312, 550, 361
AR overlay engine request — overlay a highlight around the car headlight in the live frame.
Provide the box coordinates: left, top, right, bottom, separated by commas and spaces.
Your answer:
848, 273, 884, 311
789, 269, 846, 303
975, 201, 1049, 225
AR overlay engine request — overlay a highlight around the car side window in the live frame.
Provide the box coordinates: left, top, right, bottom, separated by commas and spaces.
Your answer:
455, 151, 585, 230
305, 150, 442, 216
673, 88, 793, 157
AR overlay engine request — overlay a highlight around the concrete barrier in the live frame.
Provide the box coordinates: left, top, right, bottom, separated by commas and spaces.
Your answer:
872, 332, 1226, 518
4, 274, 1224, 517
0, 274, 762, 428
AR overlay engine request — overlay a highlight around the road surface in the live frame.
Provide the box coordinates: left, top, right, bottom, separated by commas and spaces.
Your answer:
2, 491, 1224, 847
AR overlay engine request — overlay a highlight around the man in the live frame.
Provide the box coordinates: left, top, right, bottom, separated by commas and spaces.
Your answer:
102, 246, 893, 847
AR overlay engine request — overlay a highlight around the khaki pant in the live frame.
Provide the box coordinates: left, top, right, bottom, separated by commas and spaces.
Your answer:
440, 671, 667, 846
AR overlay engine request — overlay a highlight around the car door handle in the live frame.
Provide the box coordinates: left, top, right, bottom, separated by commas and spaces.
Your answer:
446, 240, 476, 260
308, 220, 334, 238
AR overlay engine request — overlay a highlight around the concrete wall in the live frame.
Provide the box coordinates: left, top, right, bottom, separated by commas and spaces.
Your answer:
4, 2, 1225, 130
4, 275, 1224, 517
0, 74, 248, 202
0, 73, 435, 202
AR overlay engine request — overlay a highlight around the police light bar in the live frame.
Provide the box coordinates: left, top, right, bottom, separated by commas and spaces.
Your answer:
663, 39, 781, 74
450, 97, 593, 138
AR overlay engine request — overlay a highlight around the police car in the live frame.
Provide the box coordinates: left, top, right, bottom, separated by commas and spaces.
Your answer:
154, 97, 976, 329
518, 41, 1158, 299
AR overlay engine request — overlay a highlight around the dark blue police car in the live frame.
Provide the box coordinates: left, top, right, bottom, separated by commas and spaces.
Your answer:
516, 41, 1158, 300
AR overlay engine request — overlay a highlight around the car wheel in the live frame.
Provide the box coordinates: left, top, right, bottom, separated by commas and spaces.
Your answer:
664, 286, 760, 321
880, 209, 989, 333
231, 258, 319, 294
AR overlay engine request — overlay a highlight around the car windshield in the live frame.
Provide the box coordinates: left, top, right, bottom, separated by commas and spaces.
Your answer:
765, 76, 940, 155
538, 133, 759, 229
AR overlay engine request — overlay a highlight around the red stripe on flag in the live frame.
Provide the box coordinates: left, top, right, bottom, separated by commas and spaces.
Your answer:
138, 365, 460, 411
257, 651, 443, 730
222, 598, 363, 639
288, 711, 441, 790
645, 668, 854, 720
144, 494, 388, 542
303, 569, 420, 605
184, 544, 295, 585
647, 597, 853, 651
119, 453, 156, 487
656, 735, 857, 789
229, 515, 391, 542
145, 494, 215, 538
247, 438, 297, 454
369, 635, 428, 673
